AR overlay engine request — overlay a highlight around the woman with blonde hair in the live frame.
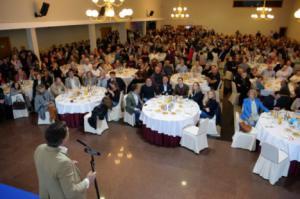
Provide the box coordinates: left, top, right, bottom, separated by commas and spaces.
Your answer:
200, 90, 219, 119
189, 82, 204, 109
240, 89, 269, 126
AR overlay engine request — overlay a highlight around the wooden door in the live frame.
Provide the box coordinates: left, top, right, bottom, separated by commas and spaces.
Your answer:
0, 37, 11, 59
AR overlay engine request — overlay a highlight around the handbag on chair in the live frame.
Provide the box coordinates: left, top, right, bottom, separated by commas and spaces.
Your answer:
239, 121, 252, 133
12, 96, 26, 110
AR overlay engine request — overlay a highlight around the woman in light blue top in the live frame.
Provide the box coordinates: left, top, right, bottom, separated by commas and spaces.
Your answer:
97, 70, 108, 88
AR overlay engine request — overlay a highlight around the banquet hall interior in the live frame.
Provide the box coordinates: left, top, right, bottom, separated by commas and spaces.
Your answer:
1, 0, 300, 198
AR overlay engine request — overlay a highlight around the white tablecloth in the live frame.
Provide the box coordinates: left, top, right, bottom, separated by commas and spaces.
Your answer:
140, 96, 200, 137
170, 72, 210, 92
260, 78, 294, 96
55, 87, 106, 114
256, 112, 300, 161
107, 68, 138, 86
60, 64, 85, 76
249, 63, 268, 74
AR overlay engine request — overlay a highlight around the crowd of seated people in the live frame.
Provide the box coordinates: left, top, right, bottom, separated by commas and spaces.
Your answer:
0, 26, 300, 126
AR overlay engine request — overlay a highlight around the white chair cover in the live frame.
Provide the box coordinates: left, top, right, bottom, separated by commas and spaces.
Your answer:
123, 94, 135, 126
219, 80, 224, 101
215, 81, 222, 103
180, 119, 209, 153
108, 92, 124, 122
11, 94, 29, 119
84, 112, 109, 135
200, 115, 220, 137
253, 142, 290, 185
38, 111, 53, 125
231, 112, 257, 151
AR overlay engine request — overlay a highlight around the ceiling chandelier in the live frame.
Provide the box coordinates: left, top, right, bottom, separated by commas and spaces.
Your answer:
294, 9, 300, 19
85, 0, 133, 20
250, 0, 274, 20
171, 1, 189, 19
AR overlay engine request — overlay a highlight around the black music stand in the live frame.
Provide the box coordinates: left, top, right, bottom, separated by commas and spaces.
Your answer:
77, 139, 101, 199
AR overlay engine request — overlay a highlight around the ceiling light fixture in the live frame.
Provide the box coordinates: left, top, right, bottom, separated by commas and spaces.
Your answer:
171, 0, 190, 19
250, 0, 274, 20
86, 0, 132, 20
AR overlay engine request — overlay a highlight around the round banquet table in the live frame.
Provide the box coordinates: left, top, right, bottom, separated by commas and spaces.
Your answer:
259, 78, 294, 96
55, 87, 106, 128
170, 72, 210, 92
256, 111, 300, 176
140, 96, 200, 147
249, 62, 268, 74
107, 68, 138, 86
60, 64, 85, 76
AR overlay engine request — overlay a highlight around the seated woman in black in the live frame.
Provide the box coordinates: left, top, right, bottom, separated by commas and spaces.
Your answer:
200, 90, 219, 119
105, 81, 120, 107
188, 82, 204, 109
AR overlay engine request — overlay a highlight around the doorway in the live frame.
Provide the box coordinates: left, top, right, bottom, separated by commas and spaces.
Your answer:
0, 37, 11, 59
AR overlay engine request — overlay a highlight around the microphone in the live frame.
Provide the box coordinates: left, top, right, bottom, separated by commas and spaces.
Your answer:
77, 139, 101, 156
84, 148, 101, 156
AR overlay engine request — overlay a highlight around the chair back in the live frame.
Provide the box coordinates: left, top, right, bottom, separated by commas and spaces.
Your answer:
217, 80, 222, 90
123, 94, 128, 107
224, 71, 233, 80
136, 83, 144, 90
234, 112, 240, 133
231, 81, 237, 93
116, 91, 123, 107
11, 94, 25, 103
215, 91, 220, 103
198, 119, 209, 134
261, 142, 279, 163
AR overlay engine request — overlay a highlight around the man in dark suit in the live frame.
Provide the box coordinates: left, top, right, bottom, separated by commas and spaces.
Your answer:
174, 77, 189, 98
159, 75, 173, 95
234, 68, 251, 105
107, 71, 126, 93
207, 65, 221, 90
140, 78, 156, 102
151, 65, 163, 92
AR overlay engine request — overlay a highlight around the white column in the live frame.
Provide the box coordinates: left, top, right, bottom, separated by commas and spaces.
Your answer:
117, 23, 127, 44
26, 28, 40, 62
88, 24, 97, 52
142, 21, 147, 36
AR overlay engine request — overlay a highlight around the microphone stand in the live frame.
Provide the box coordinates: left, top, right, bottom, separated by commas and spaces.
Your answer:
77, 139, 101, 199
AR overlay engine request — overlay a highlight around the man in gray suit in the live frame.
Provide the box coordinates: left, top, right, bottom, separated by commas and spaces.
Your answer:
125, 84, 142, 125
65, 70, 81, 89
34, 121, 96, 199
